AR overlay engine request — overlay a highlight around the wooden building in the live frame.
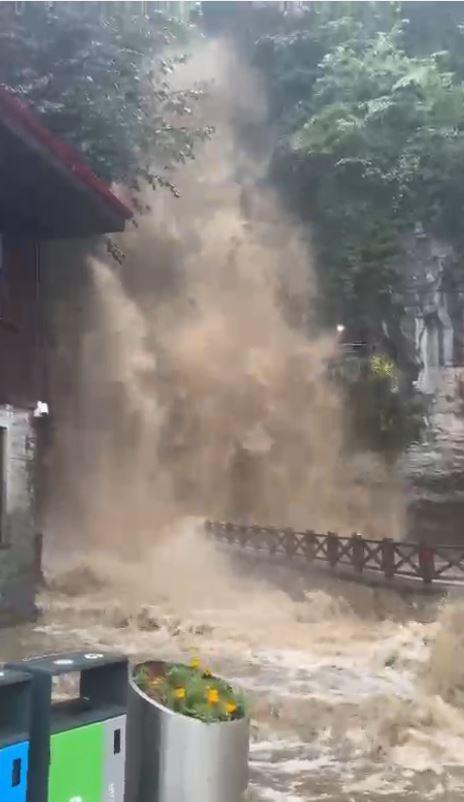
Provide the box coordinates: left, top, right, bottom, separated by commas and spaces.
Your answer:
0, 86, 131, 622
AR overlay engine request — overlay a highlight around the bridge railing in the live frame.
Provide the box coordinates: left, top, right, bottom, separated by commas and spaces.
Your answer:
205, 520, 464, 585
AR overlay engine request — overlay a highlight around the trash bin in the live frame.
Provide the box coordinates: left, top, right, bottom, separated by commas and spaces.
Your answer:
0, 667, 32, 802
8, 651, 128, 802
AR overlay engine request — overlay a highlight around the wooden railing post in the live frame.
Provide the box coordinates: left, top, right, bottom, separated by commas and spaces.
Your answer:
304, 530, 316, 561
283, 527, 296, 558
327, 532, 339, 567
351, 533, 364, 573
205, 519, 452, 586
381, 538, 395, 580
418, 543, 435, 584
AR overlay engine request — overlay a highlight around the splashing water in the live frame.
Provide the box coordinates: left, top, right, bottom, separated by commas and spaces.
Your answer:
33, 39, 464, 802
46, 40, 406, 551
20, 540, 464, 802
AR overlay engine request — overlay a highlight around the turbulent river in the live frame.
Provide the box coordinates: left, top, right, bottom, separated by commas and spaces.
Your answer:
5, 520, 464, 802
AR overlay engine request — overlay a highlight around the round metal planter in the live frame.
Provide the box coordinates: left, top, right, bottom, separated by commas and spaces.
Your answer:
125, 662, 249, 802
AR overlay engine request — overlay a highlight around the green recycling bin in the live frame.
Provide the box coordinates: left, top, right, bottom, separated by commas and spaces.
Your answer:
8, 651, 128, 802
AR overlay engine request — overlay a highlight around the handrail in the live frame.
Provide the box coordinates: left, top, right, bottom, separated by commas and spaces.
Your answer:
205, 520, 464, 585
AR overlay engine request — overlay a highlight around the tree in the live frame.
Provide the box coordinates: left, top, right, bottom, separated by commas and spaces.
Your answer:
290, 26, 464, 325
256, 6, 464, 324
0, 2, 212, 197
253, 2, 464, 456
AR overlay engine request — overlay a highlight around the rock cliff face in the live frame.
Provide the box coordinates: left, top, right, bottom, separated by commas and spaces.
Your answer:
400, 232, 464, 543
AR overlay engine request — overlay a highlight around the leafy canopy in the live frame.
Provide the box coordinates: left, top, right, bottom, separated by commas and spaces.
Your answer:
256, 4, 464, 329
252, 2, 464, 455
0, 1, 211, 195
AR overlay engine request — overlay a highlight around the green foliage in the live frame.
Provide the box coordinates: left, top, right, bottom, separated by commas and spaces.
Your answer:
329, 344, 426, 459
135, 660, 247, 724
343, 353, 426, 460
293, 27, 464, 238
0, 1, 212, 192
254, 2, 464, 456
259, 11, 464, 325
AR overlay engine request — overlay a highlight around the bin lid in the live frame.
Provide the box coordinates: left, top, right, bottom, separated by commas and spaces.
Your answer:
0, 667, 32, 687
10, 651, 127, 675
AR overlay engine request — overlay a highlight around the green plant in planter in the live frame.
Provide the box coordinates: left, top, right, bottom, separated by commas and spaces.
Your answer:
135, 658, 247, 724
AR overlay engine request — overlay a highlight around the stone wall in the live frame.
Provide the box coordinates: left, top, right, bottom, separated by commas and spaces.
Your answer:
400, 233, 464, 542
0, 405, 38, 623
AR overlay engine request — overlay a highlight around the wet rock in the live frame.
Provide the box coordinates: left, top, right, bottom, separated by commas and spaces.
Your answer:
188, 623, 213, 636
48, 565, 105, 596
108, 604, 130, 629
137, 606, 161, 631
400, 235, 464, 543
113, 613, 130, 629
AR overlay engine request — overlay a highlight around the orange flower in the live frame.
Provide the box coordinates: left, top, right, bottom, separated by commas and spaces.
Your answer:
174, 687, 186, 700
225, 701, 237, 715
206, 688, 219, 704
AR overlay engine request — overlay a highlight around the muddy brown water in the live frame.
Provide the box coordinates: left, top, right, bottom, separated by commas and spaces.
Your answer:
5, 533, 464, 802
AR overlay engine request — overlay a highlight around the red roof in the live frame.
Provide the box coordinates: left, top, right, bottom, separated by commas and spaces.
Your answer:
0, 85, 132, 222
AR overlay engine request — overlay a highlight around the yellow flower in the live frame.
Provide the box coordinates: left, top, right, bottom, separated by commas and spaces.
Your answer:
174, 687, 186, 700
225, 701, 237, 715
370, 354, 395, 378
207, 688, 219, 704
190, 657, 201, 670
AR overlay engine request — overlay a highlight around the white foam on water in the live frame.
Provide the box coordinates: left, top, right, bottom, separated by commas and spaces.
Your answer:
342, 771, 416, 796
248, 787, 306, 802
29, 532, 464, 801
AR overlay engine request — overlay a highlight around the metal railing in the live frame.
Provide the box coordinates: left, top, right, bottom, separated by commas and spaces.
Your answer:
205, 520, 464, 585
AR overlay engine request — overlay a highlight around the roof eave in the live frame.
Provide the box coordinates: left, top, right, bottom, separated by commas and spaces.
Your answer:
0, 86, 133, 237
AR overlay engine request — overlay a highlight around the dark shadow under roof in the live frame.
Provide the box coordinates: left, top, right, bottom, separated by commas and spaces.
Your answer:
0, 86, 133, 239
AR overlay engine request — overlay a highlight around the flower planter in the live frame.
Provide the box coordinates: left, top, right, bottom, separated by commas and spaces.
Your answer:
125, 661, 249, 802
